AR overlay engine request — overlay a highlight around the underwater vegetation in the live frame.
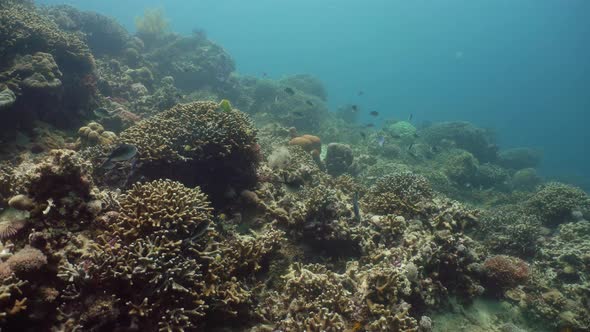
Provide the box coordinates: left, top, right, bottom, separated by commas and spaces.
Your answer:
0, 1, 589, 331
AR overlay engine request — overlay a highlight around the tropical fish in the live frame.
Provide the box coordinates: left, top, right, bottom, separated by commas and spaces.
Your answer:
101, 143, 138, 169
357, 91, 364, 96
218, 99, 232, 112
408, 113, 413, 121
377, 136, 385, 147
408, 143, 414, 151
93, 107, 110, 118
366, 123, 375, 128
306, 100, 314, 106
369, 111, 379, 117
351, 105, 358, 112
353, 192, 361, 222
284, 87, 295, 95
292, 111, 304, 117
360, 132, 366, 139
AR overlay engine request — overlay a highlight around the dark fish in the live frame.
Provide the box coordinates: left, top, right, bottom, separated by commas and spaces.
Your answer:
353, 192, 361, 222
262, 72, 267, 77
366, 123, 375, 128
306, 100, 314, 106
357, 91, 364, 96
391, 134, 402, 139
351, 105, 358, 112
292, 111, 304, 117
284, 87, 295, 95
93, 108, 110, 118
408, 143, 414, 151
408, 113, 413, 121
369, 111, 379, 117
101, 143, 138, 169
360, 132, 366, 139
413, 133, 420, 138
176, 93, 184, 99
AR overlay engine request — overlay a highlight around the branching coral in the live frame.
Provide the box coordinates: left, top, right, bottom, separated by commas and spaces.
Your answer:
362, 171, 433, 216
525, 182, 589, 226
114, 179, 213, 241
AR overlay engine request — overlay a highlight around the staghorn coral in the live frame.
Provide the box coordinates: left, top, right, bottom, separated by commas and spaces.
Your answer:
120, 101, 260, 205
0, 274, 27, 322
113, 179, 213, 241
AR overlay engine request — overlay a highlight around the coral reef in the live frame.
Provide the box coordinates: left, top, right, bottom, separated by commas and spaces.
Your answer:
325, 143, 355, 177
0, 1, 588, 331
421, 121, 498, 162
120, 101, 260, 205
525, 182, 589, 226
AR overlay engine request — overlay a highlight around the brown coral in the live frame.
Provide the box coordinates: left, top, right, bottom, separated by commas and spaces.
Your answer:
78, 122, 117, 147
115, 179, 213, 240
119, 101, 260, 205
6, 247, 47, 277
289, 134, 321, 154
483, 255, 530, 289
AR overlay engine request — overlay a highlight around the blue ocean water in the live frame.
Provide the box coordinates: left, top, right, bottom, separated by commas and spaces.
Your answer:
39, 0, 590, 188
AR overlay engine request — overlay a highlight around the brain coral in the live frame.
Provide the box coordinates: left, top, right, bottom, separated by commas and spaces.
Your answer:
120, 101, 260, 205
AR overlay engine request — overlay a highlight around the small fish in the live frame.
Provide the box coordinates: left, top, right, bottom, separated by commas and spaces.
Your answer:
408, 143, 414, 151
369, 111, 379, 117
408, 113, 413, 121
360, 132, 366, 139
284, 87, 295, 95
93, 108, 110, 118
305, 100, 314, 106
377, 136, 385, 147
176, 93, 184, 99
292, 111, 304, 117
353, 192, 361, 222
357, 91, 364, 96
262, 72, 267, 77
101, 143, 138, 169
351, 105, 358, 112
391, 134, 402, 139
366, 123, 375, 128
